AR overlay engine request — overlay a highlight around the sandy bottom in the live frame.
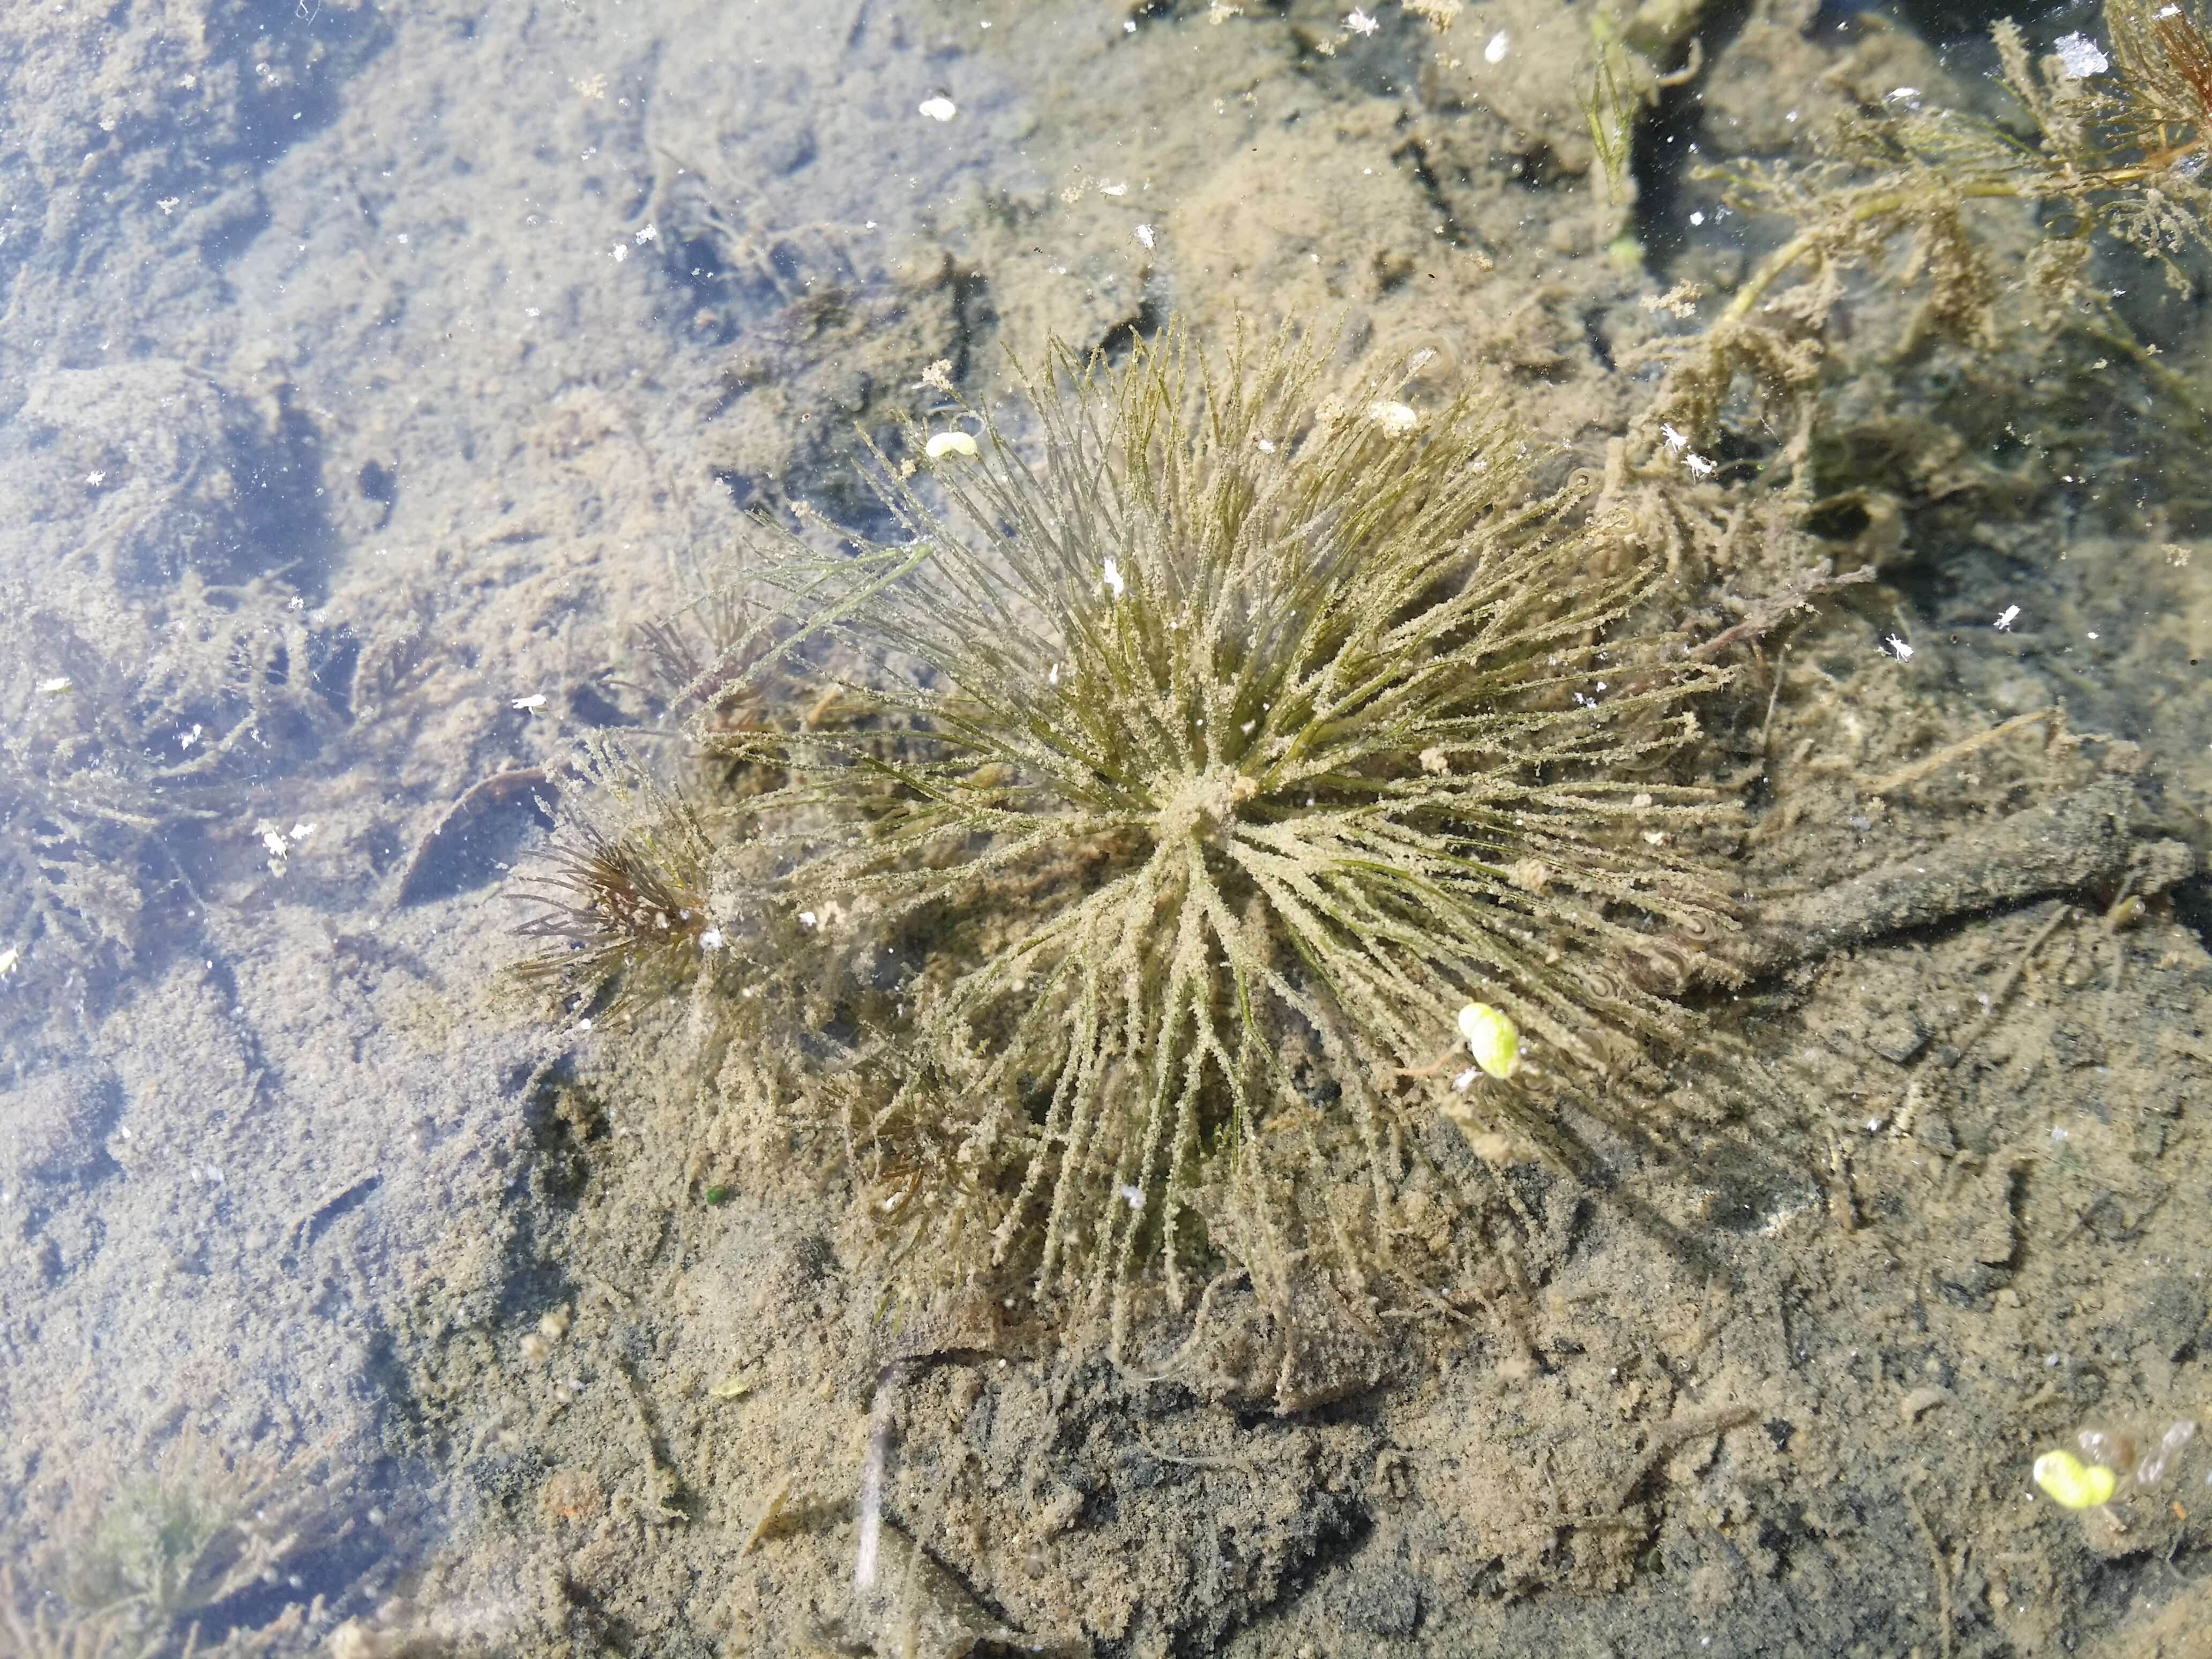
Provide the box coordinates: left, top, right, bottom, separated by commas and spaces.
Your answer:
3, 1, 2212, 1655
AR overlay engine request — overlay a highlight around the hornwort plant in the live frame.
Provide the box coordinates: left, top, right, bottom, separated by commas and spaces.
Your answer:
522, 323, 1751, 1346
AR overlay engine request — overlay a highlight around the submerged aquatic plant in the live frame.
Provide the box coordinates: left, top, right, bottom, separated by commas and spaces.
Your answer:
1635, 0, 2212, 462
681, 324, 1743, 1327
512, 744, 718, 1023
0, 571, 320, 999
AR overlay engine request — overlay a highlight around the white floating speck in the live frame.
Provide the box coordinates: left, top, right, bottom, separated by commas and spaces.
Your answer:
924, 430, 978, 460
512, 693, 547, 711
1102, 557, 1126, 600
1134, 222, 1156, 249
1994, 604, 2020, 631
1484, 31, 1509, 63
2054, 32, 2109, 77
918, 95, 957, 122
1346, 8, 1378, 34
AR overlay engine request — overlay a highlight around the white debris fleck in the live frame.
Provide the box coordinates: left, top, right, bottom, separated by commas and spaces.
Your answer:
918, 95, 958, 122
2054, 31, 2110, 76
924, 430, 978, 460
512, 693, 547, 711
1683, 451, 1716, 478
1484, 31, 1510, 63
1885, 634, 1915, 662
1994, 604, 2021, 631
1134, 222, 1156, 249
699, 928, 724, 950
1367, 399, 1419, 436
1346, 8, 1378, 34
1102, 557, 1126, 599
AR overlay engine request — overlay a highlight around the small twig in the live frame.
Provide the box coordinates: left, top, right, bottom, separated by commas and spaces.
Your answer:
1757, 646, 1788, 758
1944, 901, 2075, 1071
1606, 1404, 1756, 1513
1903, 1482, 1954, 1659
1856, 709, 2056, 797
612, 1358, 684, 1524
1690, 562, 1876, 662
1729, 779, 2180, 982
1133, 1432, 1255, 1473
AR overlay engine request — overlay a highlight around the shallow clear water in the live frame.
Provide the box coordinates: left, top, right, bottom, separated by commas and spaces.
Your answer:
5, 1, 2211, 1654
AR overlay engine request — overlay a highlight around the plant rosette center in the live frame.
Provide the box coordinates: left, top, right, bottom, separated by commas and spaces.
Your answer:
1151, 762, 1258, 846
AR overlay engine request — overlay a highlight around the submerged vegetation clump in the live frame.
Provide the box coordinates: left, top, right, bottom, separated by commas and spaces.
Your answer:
1, 1433, 349, 1659
1629, 0, 2212, 471
0, 570, 321, 1000
522, 325, 1752, 1335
